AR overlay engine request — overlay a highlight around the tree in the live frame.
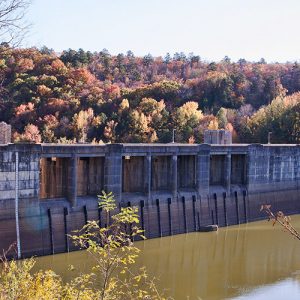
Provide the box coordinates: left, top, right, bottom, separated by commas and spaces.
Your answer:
136, 98, 168, 142
0, 0, 30, 47
104, 119, 118, 143
163, 53, 171, 64
188, 53, 200, 65
216, 107, 228, 129
143, 53, 153, 67
70, 191, 164, 300
246, 92, 300, 143
60, 48, 92, 67
174, 101, 203, 142
14, 123, 41, 143
0, 244, 102, 299
1, 45, 300, 144
0, 192, 163, 299
127, 109, 149, 142
72, 108, 101, 143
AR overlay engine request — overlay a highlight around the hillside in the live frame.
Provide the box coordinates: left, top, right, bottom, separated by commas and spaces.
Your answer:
0, 46, 299, 144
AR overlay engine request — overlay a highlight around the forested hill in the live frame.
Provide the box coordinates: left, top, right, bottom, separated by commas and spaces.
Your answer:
0, 46, 299, 144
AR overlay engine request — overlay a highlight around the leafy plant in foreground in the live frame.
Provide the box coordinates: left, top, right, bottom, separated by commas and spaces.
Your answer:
0, 192, 163, 300
70, 191, 163, 300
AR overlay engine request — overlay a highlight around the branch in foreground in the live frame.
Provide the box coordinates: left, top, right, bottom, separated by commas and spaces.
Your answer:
0, 0, 31, 47
260, 204, 300, 241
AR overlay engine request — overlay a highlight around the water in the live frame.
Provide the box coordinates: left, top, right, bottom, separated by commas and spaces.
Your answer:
34, 215, 300, 300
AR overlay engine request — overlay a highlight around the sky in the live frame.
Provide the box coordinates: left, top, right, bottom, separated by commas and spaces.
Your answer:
25, 0, 300, 62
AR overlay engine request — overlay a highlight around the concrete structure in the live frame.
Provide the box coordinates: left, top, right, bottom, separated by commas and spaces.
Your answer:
0, 142, 299, 257
0, 122, 11, 144
204, 130, 232, 144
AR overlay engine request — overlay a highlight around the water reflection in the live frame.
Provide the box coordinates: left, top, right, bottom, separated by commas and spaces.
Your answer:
231, 278, 300, 300
34, 216, 300, 300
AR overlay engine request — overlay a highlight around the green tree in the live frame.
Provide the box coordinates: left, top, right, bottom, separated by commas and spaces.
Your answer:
0, 192, 164, 300
70, 191, 163, 300
247, 92, 300, 143
216, 107, 228, 129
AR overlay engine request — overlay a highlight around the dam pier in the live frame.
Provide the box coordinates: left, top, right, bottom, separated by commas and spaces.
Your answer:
0, 142, 299, 257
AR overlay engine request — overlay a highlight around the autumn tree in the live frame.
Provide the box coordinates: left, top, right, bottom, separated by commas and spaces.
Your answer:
127, 110, 150, 142
104, 119, 118, 143
174, 101, 203, 142
0, 46, 300, 144
246, 92, 300, 143
14, 123, 41, 143
137, 98, 169, 142
72, 108, 101, 142
193, 114, 219, 143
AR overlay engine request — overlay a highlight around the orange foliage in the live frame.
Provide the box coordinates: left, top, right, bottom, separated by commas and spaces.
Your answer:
51, 59, 66, 72
37, 85, 51, 96
72, 68, 96, 84
17, 58, 34, 72
43, 98, 70, 115
14, 124, 41, 143
15, 102, 34, 116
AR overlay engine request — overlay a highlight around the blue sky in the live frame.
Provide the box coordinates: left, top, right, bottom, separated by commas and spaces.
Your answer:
26, 0, 300, 62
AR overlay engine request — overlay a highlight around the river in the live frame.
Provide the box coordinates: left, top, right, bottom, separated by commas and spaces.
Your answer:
34, 215, 300, 300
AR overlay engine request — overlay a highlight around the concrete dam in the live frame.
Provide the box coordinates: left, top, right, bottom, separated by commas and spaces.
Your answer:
0, 142, 300, 257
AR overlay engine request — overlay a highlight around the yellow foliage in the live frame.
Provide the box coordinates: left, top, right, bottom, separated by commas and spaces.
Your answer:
176, 101, 203, 128
0, 192, 164, 300
119, 98, 130, 111
208, 119, 219, 130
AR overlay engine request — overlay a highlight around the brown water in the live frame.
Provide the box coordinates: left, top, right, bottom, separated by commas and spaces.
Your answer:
34, 216, 300, 300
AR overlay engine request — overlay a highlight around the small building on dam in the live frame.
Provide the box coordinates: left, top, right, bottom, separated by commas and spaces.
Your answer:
0, 133, 299, 257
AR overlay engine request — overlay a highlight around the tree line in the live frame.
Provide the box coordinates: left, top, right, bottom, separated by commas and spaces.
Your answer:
0, 46, 299, 144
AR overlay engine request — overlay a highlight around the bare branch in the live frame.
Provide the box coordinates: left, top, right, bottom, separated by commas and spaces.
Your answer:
261, 204, 300, 240
0, 0, 31, 47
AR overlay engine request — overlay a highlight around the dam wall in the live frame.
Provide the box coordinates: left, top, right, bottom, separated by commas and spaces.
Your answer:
0, 143, 299, 257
